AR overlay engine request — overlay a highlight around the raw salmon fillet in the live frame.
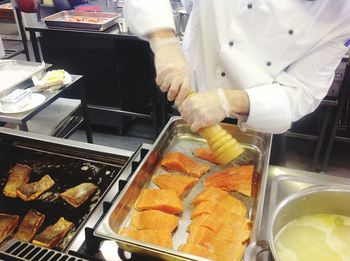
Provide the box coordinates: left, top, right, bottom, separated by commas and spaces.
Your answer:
131, 210, 179, 232
205, 165, 254, 196
191, 187, 228, 205
212, 241, 246, 261
193, 147, 219, 164
152, 174, 198, 197
16, 209, 45, 242
161, 152, 209, 178
3, 164, 32, 198
119, 228, 172, 248
178, 243, 216, 259
187, 226, 216, 247
135, 189, 183, 214
191, 195, 247, 219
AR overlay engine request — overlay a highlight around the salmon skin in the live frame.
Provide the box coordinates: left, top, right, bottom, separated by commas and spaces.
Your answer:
0, 214, 19, 244
161, 151, 209, 178
16, 209, 45, 242
204, 165, 254, 197
3, 164, 32, 198
60, 183, 97, 208
193, 147, 219, 164
119, 228, 173, 248
135, 189, 183, 214
130, 210, 179, 232
32, 217, 74, 249
17, 175, 55, 201
152, 174, 198, 198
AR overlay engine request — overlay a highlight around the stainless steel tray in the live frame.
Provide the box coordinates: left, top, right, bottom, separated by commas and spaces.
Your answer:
95, 117, 272, 260
0, 60, 45, 96
43, 11, 119, 31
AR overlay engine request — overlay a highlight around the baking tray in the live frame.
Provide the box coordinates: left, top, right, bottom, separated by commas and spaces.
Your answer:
0, 134, 128, 251
95, 117, 272, 260
43, 11, 119, 31
0, 60, 45, 96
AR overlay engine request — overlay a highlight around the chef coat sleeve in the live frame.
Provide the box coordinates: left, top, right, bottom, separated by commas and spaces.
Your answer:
124, 0, 176, 37
242, 36, 350, 134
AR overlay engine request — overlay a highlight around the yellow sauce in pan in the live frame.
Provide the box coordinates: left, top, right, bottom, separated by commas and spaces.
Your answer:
275, 214, 350, 261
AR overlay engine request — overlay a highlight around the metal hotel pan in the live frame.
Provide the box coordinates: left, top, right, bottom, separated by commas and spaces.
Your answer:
95, 117, 272, 260
43, 11, 119, 31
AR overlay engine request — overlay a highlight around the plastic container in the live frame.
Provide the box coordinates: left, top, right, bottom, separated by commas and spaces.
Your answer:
0, 89, 32, 112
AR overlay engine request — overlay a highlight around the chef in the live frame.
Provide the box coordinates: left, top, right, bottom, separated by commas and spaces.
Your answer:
124, 0, 350, 134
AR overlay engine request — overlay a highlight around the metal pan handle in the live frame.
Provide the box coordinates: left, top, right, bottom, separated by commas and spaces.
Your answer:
244, 240, 270, 261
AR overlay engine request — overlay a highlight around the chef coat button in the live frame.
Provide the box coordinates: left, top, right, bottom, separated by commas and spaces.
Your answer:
229, 41, 234, 46
247, 3, 253, 9
288, 29, 294, 35
266, 61, 272, 66
221, 72, 226, 77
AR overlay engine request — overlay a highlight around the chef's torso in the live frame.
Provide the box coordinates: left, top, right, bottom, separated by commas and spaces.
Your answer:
183, 0, 350, 91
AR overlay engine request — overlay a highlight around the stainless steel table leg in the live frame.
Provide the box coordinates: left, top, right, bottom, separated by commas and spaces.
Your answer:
79, 80, 93, 143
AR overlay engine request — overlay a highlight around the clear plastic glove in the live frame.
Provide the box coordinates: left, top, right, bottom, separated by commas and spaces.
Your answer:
179, 89, 232, 132
150, 37, 191, 106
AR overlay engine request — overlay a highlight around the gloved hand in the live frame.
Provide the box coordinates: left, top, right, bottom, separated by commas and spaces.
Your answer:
179, 89, 232, 132
150, 37, 191, 106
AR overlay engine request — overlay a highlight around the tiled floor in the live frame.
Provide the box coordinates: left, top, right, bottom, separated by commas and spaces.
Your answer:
2, 38, 350, 178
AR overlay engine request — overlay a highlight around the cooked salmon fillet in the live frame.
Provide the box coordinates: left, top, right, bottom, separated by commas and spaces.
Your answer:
135, 189, 183, 214
178, 243, 216, 259
191, 196, 247, 219
60, 183, 97, 208
119, 228, 173, 248
32, 217, 74, 249
16, 209, 45, 242
191, 187, 228, 205
193, 147, 219, 164
152, 174, 198, 197
17, 175, 55, 201
0, 214, 19, 244
161, 152, 209, 178
204, 165, 254, 196
3, 164, 32, 198
131, 210, 179, 232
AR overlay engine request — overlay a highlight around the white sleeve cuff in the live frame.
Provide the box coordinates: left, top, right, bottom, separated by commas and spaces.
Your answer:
241, 84, 292, 134
124, 0, 176, 38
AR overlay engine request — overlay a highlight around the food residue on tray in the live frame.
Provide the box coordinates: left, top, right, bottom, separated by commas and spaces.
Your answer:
64, 16, 100, 23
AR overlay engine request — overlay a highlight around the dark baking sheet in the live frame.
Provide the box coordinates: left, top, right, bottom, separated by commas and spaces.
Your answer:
0, 141, 127, 250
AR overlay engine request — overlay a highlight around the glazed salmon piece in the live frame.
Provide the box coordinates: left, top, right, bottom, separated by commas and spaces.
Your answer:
130, 210, 179, 232
119, 228, 173, 248
161, 152, 209, 178
193, 147, 219, 164
187, 226, 216, 248
205, 165, 254, 197
191, 195, 247, 219
178, 243, 216, 259
213, 241, 246, 261
191, 187, 228, 205
152, 174, 198, 197
135, 189, 183, 214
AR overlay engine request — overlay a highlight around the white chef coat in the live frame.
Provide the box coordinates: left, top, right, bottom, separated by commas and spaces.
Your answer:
124, 0, 350, 134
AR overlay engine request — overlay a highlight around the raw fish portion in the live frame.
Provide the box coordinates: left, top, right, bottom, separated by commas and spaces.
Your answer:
16, 209, 45, 242
191, 187, 228, 205
193, 147, 219, 164
153, 174, 198, 197
212, 241, 246, 261
119, 228, 173, 248
205, 165, 254, 196
17, 175, 55, 201
60, 183, 98, 208
191, 196, 247, 219
3, 164, 32, 198
187, 226, 216, 247
178, 243, 216, 259
161, 152, 209, 178
32, 217, 74, 249
131, 210, 179, 232
0, 214, 19, 243
135, 189, 183, 214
